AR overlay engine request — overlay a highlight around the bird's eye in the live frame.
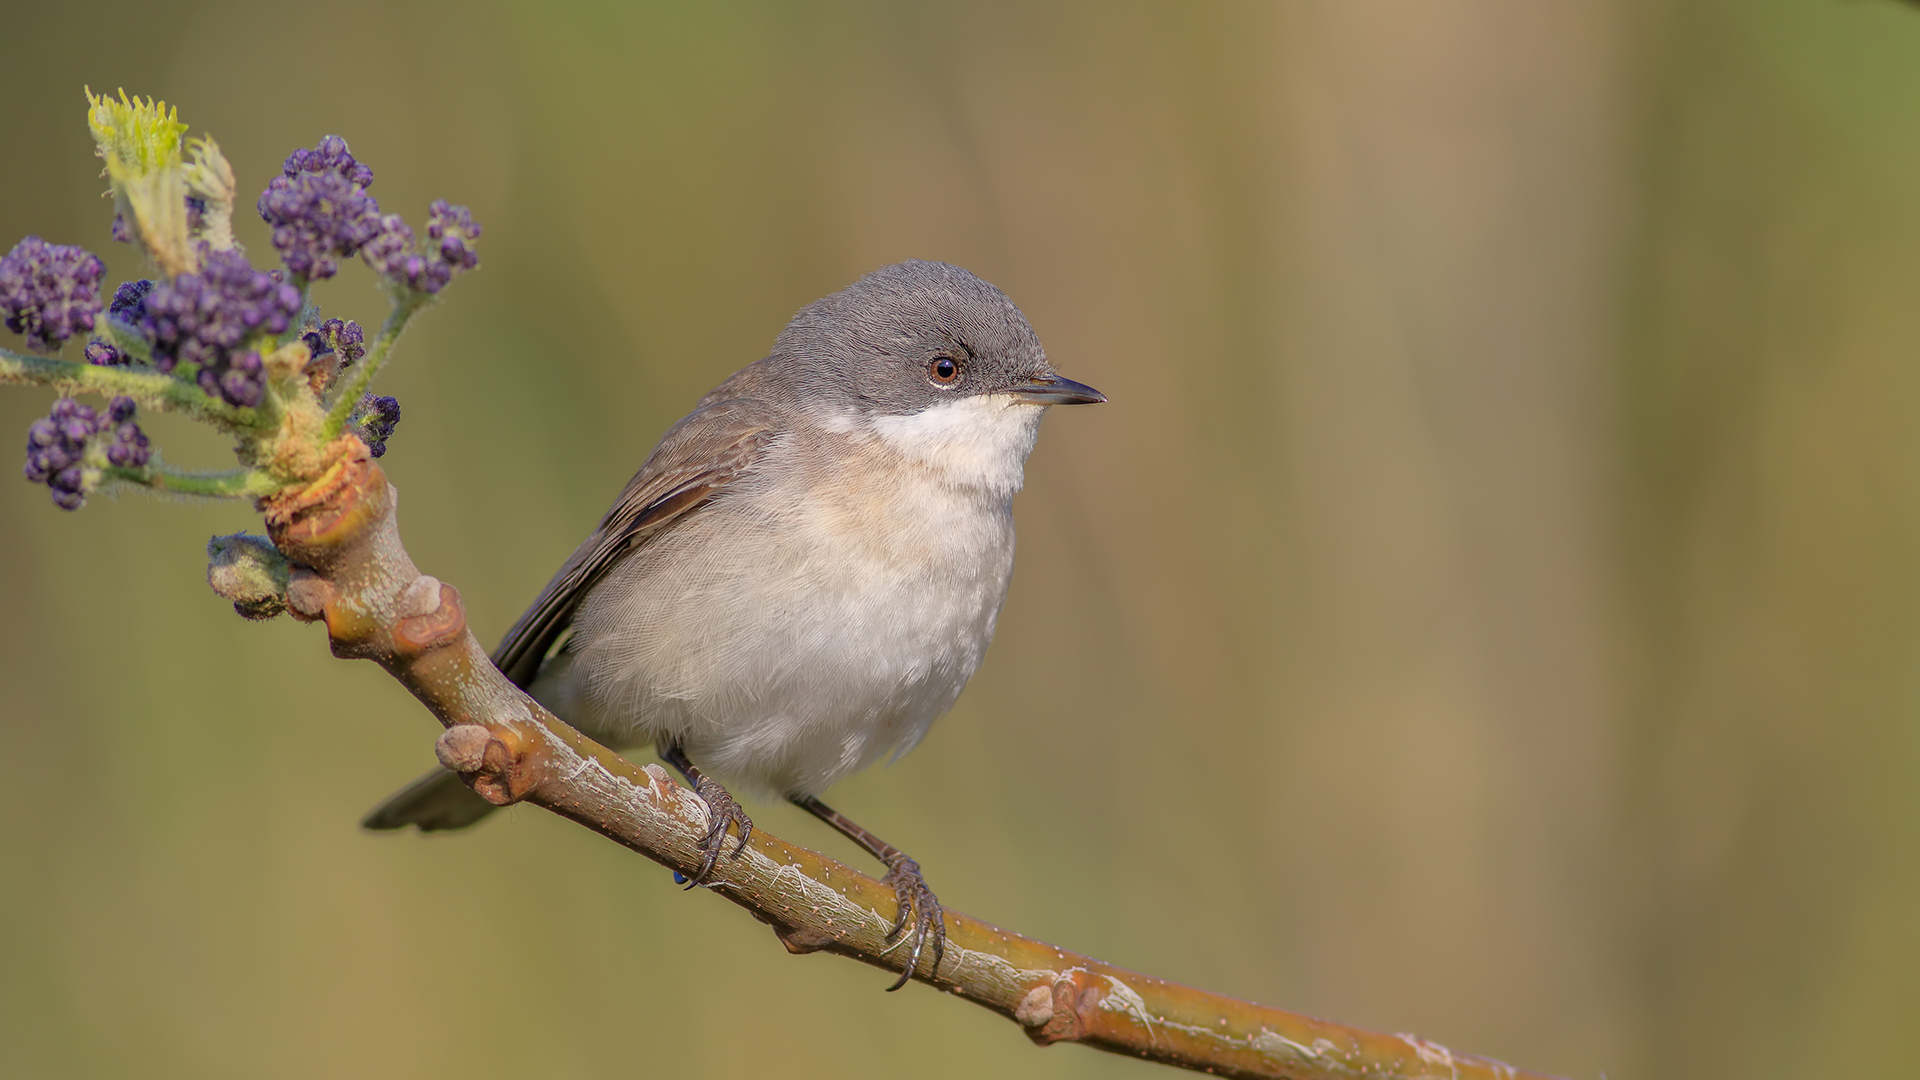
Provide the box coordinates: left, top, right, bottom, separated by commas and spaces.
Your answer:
929, 356, 960, 384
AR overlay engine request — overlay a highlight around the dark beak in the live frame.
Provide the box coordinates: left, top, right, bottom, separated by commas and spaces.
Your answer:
1007, 374, 1106, 405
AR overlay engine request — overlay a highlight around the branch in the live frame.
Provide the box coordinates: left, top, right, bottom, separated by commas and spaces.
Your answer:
1, 345, 261, 431
241, 438, 1562, 1080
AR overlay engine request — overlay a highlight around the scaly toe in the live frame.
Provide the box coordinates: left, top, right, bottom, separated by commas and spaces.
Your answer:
881, 856, 946, 991
685, 777, 753, 888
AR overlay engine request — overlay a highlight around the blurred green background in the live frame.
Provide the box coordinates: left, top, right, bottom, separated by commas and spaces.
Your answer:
4, 1, 1920, 1077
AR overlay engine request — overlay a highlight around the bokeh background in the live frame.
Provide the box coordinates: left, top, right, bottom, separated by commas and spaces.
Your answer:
4, 1, 1920, 1077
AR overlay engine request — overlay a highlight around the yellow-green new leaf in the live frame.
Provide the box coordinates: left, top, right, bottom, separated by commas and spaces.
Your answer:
85, 87, 196, 278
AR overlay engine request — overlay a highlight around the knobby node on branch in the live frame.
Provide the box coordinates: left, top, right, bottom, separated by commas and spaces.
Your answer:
1, 89, 1561, 1080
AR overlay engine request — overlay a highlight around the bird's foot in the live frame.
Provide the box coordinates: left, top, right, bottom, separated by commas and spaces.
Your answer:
686, 773, 753, 888
880, 852, 946, 991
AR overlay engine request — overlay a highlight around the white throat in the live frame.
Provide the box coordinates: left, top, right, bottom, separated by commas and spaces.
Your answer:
862, 394, 1046, 497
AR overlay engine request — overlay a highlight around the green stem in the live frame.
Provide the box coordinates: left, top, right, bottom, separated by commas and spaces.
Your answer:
104, 462, 280, 498
323, 293, 425, 439
280, 276, 313, 347
1, 347, 261, 430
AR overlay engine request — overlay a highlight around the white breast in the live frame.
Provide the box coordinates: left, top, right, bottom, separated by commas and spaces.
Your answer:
548, 398, 1048, 797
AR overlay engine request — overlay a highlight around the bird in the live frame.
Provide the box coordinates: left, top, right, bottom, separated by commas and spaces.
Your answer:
362, 259, 1103, 989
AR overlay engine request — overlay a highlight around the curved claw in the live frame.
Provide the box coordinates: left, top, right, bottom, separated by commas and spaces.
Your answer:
684, 774, 753, 889
880, 854, 947, 991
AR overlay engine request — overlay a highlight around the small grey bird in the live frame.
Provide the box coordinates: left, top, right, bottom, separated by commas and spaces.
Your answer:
364, 259, 1102, 987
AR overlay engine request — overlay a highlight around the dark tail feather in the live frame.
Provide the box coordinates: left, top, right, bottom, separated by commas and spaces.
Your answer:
361, 767, 499, 832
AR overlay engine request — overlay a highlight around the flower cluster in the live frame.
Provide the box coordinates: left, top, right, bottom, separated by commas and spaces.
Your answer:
22, 396, 149, 510
284, 135, 373, 188
426, 200, 480, 272
209, 350, 268, 408
303, 317, 366, 365
23, 398, 97, 508
360, 217, 433, 292
298, 317, 368, 394
0, 236, 106, 352
102, 396, 152, 469
351, 393, 401, 457
9, 111, 482, 518
362, 201, 481, 295
257, 135, 382, 280
142, 249, 300, 407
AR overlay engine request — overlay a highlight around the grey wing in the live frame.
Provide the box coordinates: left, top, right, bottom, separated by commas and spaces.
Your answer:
490, 396, 778, 688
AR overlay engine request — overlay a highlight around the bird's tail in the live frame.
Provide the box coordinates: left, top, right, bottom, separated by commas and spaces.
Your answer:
361, 766, 499, 832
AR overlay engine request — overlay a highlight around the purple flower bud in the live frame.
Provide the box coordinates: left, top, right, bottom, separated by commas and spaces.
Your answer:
326, 318, 366, 362
51, 399, 96, 424
303, 316, 368, 369
20, 397, 107, 510
362, 215, 424, 289
104, 402, 151, 468
220, 372, 262, 408
259, 137, 382, 281
142, 250, 299, 407
218, 350, 265, 408
426, 200, 481, 272
282, 135, 374, 189
109, 279, 155, 325
361, 209, 473, 295
85, 340, 125, 366
26, 445, 69, 478
0, 236, 107, 352
351, 393, 401, 457
111, 214, 133, 244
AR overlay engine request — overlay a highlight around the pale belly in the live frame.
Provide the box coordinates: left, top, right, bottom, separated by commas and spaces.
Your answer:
542, 451, 1018, 798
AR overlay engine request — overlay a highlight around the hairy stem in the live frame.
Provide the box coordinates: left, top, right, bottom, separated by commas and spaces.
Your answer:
106, 461, 278, 498
322, 294, 425, 437
246, 445, 1563, 1080
281, 276, 313, 347
1, 346, 259, 430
